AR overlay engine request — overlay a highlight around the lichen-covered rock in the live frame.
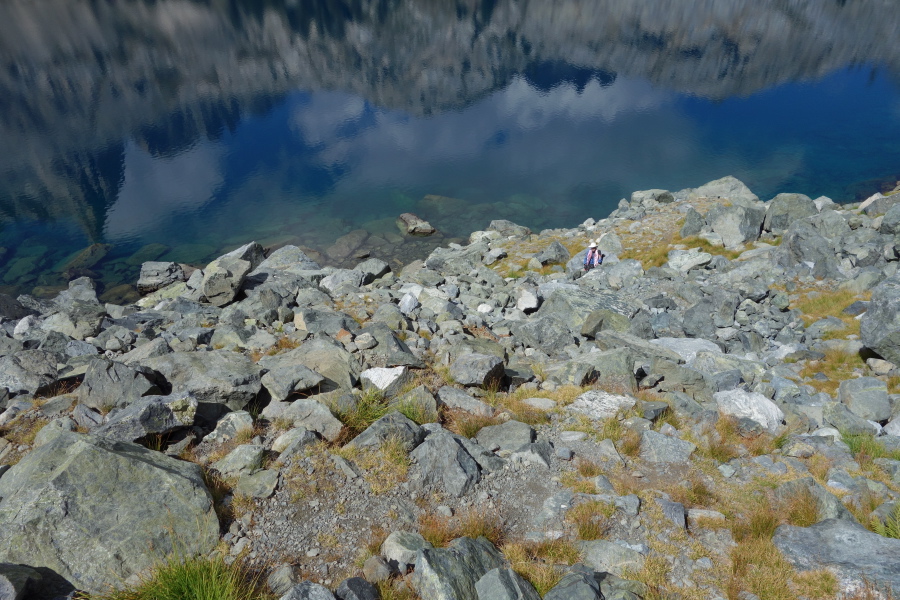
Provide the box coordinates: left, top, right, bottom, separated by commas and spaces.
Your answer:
0, 432, 218, 594
413, 537, 505, 600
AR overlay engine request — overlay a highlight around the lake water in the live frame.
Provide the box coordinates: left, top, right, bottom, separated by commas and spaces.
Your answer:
2, 0, 900, 301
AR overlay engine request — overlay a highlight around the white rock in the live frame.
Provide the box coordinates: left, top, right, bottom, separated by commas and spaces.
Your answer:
883, 418, 900, 437
714, 389, 784, 434
476, 304, 493, 314
567, 391, 636, 420
652, 337, 721, 363
398, 293, 420, 316
667, 249, 712, 272
360, 366, 411, 398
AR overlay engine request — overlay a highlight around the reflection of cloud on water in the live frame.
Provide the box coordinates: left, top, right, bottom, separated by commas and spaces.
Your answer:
498, 76, 672, 129
104, 140, 224, 240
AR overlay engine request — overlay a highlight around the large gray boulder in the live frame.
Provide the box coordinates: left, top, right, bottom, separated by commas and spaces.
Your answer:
705, 203, 765, 248
259, 351, 326, 402
411, 431, 481, 497
201, 242, 265, 307
437, 386, 495, 418
537, 288, 635, 333
92, 392, 197, 442
533, 241, 571, 266
283, 399, 343, 442
346, 411, 424, 452
476, 420, 535, 453
688, 176, 760, 205
78, 358, 159, 412
823, 402, 879, 435
777, 219, 842, 280
861, 274, 900, 365
639, 430, 696, 464
413, 537, 505, 600
838, 377, 891, 422
0, 432, 218, 594
773, 519, 900, 591
580, 540, 645, 576
450, 354, 505, 388
475, 567, 541, 600
543, 565, 603, 600
137, 262, 185, 294
142, 350, 262, 415
714, 389, 784, 434
291, 339, 361, 392
381, 531, 433, 572
764, 193, 818, 233
293, 308, 360, 336
0, 350, 57, 396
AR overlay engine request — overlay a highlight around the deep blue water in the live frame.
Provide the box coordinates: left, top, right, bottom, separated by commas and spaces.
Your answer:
0, 1, 899, 299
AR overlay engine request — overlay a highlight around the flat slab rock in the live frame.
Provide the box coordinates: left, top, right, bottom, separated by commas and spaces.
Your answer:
567, 390, 636, 420
774, 518, 900, 591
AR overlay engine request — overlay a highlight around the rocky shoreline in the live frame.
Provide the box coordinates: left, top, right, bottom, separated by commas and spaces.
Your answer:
2, 175, 900, 599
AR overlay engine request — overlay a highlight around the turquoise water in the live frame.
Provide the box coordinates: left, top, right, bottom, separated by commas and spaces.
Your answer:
1, 1, 899, 299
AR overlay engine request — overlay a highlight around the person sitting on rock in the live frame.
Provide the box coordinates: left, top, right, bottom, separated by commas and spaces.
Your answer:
583, 240, 604, 271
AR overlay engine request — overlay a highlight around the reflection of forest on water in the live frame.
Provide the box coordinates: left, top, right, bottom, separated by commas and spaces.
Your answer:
2, 0, 900, 241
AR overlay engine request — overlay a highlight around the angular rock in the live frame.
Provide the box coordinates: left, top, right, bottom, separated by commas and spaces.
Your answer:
235, 469, 279, 499
773, 519, 900, 591
823, 402, 879, 435
346, 411, 424, 452
392, 385, 440, 423
567, 391, 636, 421
476, 420, 535, 453
639, 430, 696, 464
284, 399, 343, 442
259, 353, 326, 402
0, 350, 57, 396
381, 531, 433, 571
764, 193, 818, 233
78, 358, 158, 412
335, 577, 379, 600
413, 536, 505, 600
534, 241, 571, 266
714, 389, 784, 434
205, 410, 254, 444
667, 249, 712, 272
202, 253, 253, 307
397, 213, 435, 236
411, 431, 481, 497
510, 441, 553, 468
543, 565, 603, 600
291, 339, 361, 392
706, 203, 765, 248
137, 262, 185, 294
279, 582, 338, 600
0, 432, 218, 594
360, 366, 412, 399
212, 444, 264, 477
581, 540, 645, 576
93, 392, 197, 442
475, 567, 541, 600
438, 387, 496, 418
838, 377, 891, 422
143, 350, 262, 415
449, 354, 505, 388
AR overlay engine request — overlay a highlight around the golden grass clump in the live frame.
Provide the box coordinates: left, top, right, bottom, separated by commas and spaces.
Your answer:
417, 510, 505, 548
502, 539, 581, 597
566, 499, 615, 540
337, 436, 411, 495
443, 410, 499, 439
799, 348, 868, 395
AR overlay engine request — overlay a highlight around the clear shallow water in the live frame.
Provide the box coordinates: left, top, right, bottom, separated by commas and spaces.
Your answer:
1, 1, 900, 300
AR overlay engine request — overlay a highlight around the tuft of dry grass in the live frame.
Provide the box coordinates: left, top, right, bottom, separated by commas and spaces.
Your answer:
625, 554, 672, 600
375, 580, 421, 600
502, 539, 580, 597
666, 473, 718, 509
337, 435, 411, 494
792, 569, 839, 600
335, 388, 392, 442
800, 348, 868, 395
418, 510, 505, 548
782, 487, 820, 528
567, 499, 615, 540
793, 288, 871, 338
560, 471, 598, 494
443, 409, 499, 439
618, 429, 642, 458
724, 537, 795, 600
678, 235, 744, 261
575, 458, 604, 478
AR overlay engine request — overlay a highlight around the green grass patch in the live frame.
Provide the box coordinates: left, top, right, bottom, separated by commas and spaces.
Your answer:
88, 554, 269, 600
